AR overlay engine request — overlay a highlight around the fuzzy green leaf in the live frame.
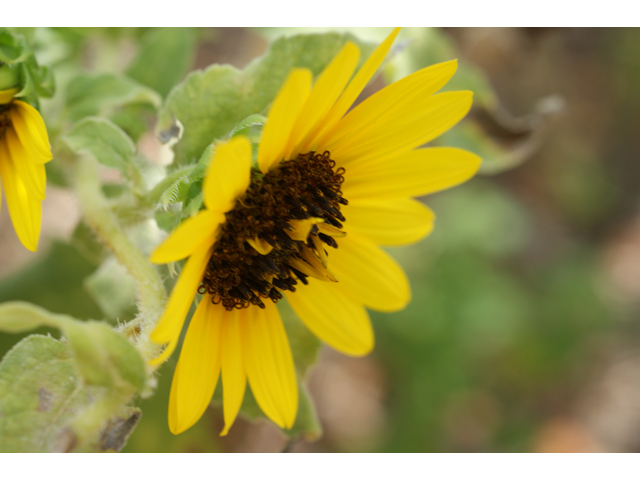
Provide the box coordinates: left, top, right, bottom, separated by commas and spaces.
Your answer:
0, 335, 97, 452
158, 33, 373, 165
64, 117, 136, 174
66, 72, 161, 122
0, 302, 146, 392
63, 321, 146, 392
0, 301, 59, 334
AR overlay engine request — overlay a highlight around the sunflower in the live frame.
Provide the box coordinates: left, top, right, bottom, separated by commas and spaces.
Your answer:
149, 28, 481, 436
0, 87, 53, 251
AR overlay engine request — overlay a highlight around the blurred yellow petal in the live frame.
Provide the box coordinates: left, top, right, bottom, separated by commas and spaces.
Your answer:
5, 127, 46, 200
344, 198, 435, 246
10, 104, 53, 164
150, 210, 223, 264
330, 232, 410, 312
342, 147, 481, 201
287, 42, 360, 159
258, 69, 312, 173
168, 296, 223, 434
13, 100, 51, 162
149, 246, 211, 365
285, 279, 373, 356
309, 28, 401, 150
241, 302, 298, 429
220, 308, 247, 436
328, 91, 473, 168
0, 138, 41, 251
203, 136, 252, 213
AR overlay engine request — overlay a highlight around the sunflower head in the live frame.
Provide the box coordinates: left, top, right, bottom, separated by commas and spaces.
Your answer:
149, 28, 481, 437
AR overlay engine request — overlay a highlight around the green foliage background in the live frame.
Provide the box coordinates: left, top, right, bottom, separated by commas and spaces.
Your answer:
1, 27, 638, 452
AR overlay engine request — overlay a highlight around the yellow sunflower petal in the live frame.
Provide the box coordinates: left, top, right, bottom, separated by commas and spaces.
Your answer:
0, 138, 41, 251
150, 210, 224, 264
287, 41, 360, 159
10, 104, 53, 164
12, 101, 52, 162
308, 28, 401, 150
320, 60, 458, 153
168, 296, 223, 434
220, 308, 247, 436
285, 279, 374, 356
5, 127, 46, 200
342, 147, 481, 201
241, 302, 298, 429
343, 198, 435, 246
328, 90, 473, 168
258, 69, 312, 173
203, 136, 252, 213
149, 246, 212, 365
329, 232, 410, 312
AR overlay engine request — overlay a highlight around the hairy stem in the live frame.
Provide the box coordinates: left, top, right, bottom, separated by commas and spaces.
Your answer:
73, 155, 167, 362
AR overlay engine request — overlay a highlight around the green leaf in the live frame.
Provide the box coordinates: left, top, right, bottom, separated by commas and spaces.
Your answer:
64, 117, 136, 174
0, 335, 142, 452
0, 302, 146, 392
158, 33, 373, 165
63, 321, 147, 392
66, 72, 161, 122
109, 102, 157, 143
126, 28, 196, 98
228, 113, 267, 138
0, 302, 59, 334
0, 335, 97, 452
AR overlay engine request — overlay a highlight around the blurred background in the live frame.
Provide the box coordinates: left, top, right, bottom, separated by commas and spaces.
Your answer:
2, 27, 640, 452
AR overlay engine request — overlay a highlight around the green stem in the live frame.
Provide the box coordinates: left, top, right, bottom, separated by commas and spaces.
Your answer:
73, 155, 167, 362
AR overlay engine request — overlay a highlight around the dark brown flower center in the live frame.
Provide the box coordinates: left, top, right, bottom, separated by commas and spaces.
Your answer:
199, 151, 348, 310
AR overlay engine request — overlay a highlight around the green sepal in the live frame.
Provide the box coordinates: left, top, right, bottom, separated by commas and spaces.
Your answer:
0, 62, 19, 90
